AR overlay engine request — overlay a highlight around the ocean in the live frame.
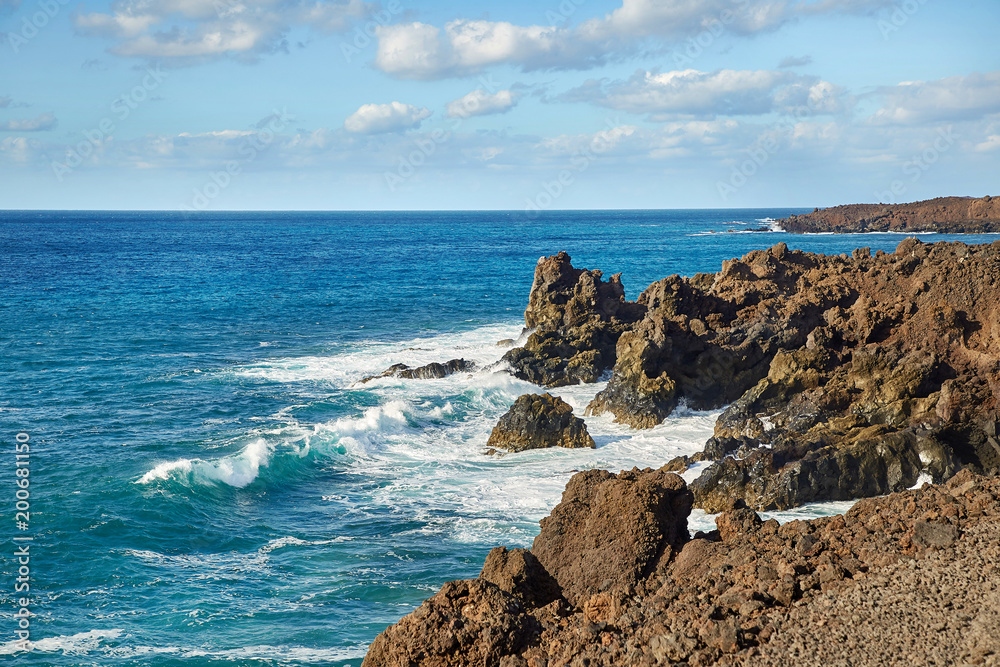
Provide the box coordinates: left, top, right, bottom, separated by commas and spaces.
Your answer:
3, 210, 996, 666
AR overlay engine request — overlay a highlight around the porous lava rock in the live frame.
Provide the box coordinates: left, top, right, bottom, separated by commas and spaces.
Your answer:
531, 466, 693, 607
365, 471, 1000, 666
502, 251, 645, 387
360, 359, 475, 383
486, 393, 596, 453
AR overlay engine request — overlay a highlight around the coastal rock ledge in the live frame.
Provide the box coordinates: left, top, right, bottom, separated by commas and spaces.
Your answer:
363, 469, 1000, 666
505, 240, 1000, 511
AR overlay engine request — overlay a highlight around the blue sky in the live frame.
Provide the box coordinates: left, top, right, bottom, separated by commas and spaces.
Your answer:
1, 0, 998, 210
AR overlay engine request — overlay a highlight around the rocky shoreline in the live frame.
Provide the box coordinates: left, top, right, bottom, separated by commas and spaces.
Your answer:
364, 467, 1000, 666
362, 239, 1000, 665
503, 241, 1000, 511
363, 469, 1000, 666
776, 196, 1000, 234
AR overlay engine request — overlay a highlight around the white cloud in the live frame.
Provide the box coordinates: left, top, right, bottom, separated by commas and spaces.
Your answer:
446, 89, 519, 119
73, 0, 374, 61
375, 0, 896, 80
344, 102, 432, 134
870, 72, 1000, 125
975, 134, 1000, 152
0, 137, 36, 162
0, 113, 58, 132
562, 69, 846, 119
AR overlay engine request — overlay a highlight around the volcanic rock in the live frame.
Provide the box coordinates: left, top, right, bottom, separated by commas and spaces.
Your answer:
478, 547, 562, 610
582, 239, 1000, 509
360, 359, 475, 383
502, 251, 645, 387
365, 472, 1000, 666
486, 393, 596, 453
531, 466, 692, 607
361, 578, 541, 667
777, 195, 1000, 234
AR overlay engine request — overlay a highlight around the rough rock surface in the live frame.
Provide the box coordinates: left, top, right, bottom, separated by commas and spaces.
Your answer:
552, 239, 1000, 509
360, 359, 475, 383
479, 547, 563, 610
777, 195, 1000, 233
531, 467, 692, 607
502, 251, 645, 387
487, 393, 596, 453
364, 470, 1000, 667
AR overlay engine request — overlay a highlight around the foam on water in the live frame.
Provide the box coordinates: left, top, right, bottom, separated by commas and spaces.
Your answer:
0, 629, 124, 656
137, 437, 274, 488
141, 321, 863, 544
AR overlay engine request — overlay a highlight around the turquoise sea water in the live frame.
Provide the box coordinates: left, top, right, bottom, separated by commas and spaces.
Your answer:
3, 210, 998, 666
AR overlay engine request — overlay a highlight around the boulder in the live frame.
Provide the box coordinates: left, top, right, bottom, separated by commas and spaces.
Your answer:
487, 394, 595, 453
361, 579, 540, 667
531, 466, 692, 607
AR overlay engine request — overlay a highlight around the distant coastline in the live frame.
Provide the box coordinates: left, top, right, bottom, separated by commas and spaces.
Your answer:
777, 196, 1000, 234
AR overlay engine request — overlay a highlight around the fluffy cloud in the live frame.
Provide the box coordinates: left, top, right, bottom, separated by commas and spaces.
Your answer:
446, 89, 519, 119
375, 20, 602, 80
375, 0, 896, 80
870, 72, 1000, 125
562, 69, 846, 119
0, 113, 58, 131
344, 102, 431, 134
73, 0, 374, 61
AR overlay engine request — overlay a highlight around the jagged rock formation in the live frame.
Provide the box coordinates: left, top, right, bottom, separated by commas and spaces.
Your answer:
777, 195, 1000, 234
502, 251, 645, 387
506, 241, 1000, 510
360, 359, 475, 383
486, 393, 596, 453
364, 470, 1000, 666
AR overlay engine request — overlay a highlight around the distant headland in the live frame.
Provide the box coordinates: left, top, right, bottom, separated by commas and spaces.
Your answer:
777, 196, 1000, 234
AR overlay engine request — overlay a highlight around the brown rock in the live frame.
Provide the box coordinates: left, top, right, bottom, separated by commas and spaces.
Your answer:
479, 547, 562, 609
361, 579, 540, 667
776, 195, 1000, 234
486, 393, 596, 453
531, 466, 692, 607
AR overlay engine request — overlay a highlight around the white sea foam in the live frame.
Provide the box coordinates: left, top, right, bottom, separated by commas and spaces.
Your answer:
142, 320, 860, 545
0, 629, 124, 655
137, 438, 274, 488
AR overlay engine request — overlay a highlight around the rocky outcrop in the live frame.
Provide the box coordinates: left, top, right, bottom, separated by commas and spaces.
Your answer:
365, 470, 1000, 666
362, 578, 542, 667
777, 195, 1000, 234
502, 252, 645, 387
532, 467, 692, 607
486, 393, 596, 453
360, 359, 475, 383
578, 239, 1000, 509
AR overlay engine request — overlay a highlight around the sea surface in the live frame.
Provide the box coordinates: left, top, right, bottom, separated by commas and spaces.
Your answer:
3, 210, 998, 666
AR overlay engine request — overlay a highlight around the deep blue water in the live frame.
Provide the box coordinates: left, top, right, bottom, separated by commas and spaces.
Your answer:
2, 210, 997, 666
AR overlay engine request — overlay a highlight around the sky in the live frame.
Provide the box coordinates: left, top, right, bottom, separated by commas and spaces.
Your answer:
0, 0, 998, 211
